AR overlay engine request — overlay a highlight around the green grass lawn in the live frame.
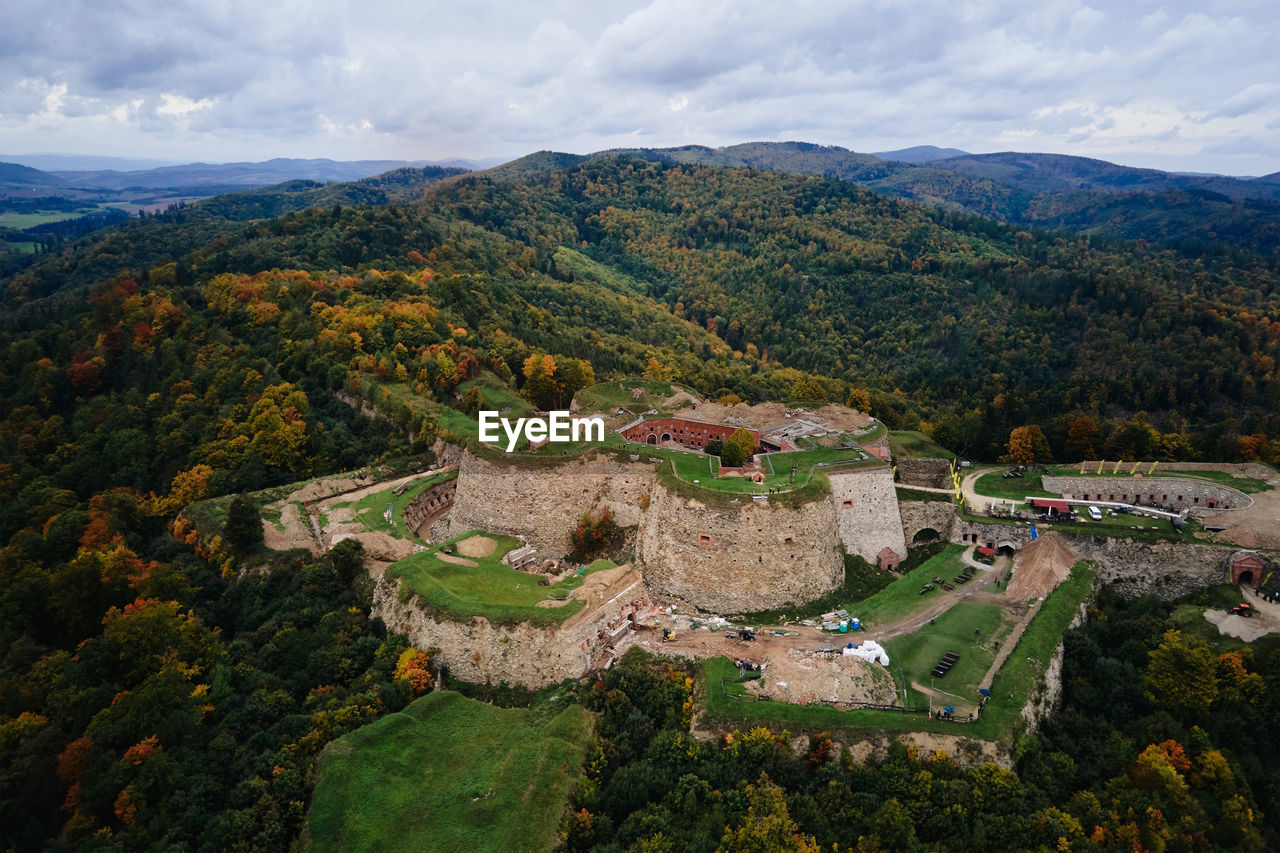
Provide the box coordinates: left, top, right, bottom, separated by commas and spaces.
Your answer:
0, 209, 98, 229
883, 601, 1009, 709
329, 470, 457, 540
702, 562, 1095, 742
387, 530, 617, 625
552, 246, 647, 296
307, 691, 593, 853
852, 545, 973, 629
181, 458, 433, 537
972, 471, 1058, 501
889, 430, 956, 459
365, 372, 536, 443
573, 378, 679, 415
852, 420, 888, 443
458, 371, 533, 415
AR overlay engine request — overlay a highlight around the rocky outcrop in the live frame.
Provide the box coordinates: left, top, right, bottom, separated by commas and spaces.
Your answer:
1065, 537, 1240, 599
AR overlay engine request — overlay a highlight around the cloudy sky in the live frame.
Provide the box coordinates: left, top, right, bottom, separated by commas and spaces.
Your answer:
2, 0, 1278, 174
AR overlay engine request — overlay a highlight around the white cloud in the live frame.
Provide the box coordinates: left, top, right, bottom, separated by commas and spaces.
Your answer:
0, 0, 1275, 173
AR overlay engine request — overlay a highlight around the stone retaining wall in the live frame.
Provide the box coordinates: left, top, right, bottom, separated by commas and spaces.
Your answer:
899, 500, 959, 543
635, 486, 844, 613
447, 452, 657, 554
372, 571, 647, 688
829, 467, 908, 563
403, 477, 457, 534
897, 457, 951, 489
1042, 475, 1250, 512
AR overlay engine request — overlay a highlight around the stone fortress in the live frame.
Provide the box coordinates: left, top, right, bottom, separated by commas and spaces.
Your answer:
443, 449, 905, 613
370, 391, 1278, 687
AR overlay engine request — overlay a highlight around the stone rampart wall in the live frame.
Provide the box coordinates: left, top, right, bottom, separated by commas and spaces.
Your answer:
635, 486, 844, 613
447, 452, 657, 554
372, 571, 647, 688
829, 467, 908, 563
899, 501, 959, 543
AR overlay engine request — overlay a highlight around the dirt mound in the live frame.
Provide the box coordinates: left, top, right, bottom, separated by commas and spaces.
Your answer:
746, 650, 896, 705
434, 552, 477, 567
1008, 534, 1077, 599
662, 388, 700, 409
329, 532, 420, 562
670, 399, 872, 432
456, 534, 497, 557
262, 501, 320, 554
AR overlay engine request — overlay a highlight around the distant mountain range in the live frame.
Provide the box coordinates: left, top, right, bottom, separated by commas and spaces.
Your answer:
5, 143, 1280, 254
0, 156, 509, 202
482, 142, 1280, 253
873, 145, 970, 163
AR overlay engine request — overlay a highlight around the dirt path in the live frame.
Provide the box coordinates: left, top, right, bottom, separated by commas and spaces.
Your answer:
979, 600, 1042, 690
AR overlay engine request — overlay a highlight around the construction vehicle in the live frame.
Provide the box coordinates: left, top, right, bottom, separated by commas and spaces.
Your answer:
661, 627, 677, 641
1230, 603, 1254, 618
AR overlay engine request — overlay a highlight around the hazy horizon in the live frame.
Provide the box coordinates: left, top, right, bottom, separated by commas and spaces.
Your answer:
2, 1, 1278, 175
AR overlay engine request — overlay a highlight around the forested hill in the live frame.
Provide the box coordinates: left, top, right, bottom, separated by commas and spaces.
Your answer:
533, 142, 1280, 255
3, 154, 1280, 463
437, 156, 1280, 458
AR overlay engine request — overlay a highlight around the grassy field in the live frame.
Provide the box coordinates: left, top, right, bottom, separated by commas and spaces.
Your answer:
972, 471, 1058, 500
889, 430, 956, 459
0, 239, 37, 253
552, 246, 647, 296
852, 545, 973, 629
883, 601, 1010, 708
853, 420, 888, 443
573, 378, 680, 415
0, 208, 98, 229
364, 371, 535, 443
895, 485, 955, 503
387, 530, 617, 625
702, 562, 1095, 742
328, 470, 457, 540
307, 691, 593, 853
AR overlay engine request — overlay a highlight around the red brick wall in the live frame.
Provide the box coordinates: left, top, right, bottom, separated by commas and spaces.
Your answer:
620, 417, 760, 451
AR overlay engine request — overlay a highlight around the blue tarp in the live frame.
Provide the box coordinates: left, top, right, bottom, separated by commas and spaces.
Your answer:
1030, 524, 1038, 540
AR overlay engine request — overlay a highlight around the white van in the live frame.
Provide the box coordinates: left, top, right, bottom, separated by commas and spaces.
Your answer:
1088, 506, 1103, 521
